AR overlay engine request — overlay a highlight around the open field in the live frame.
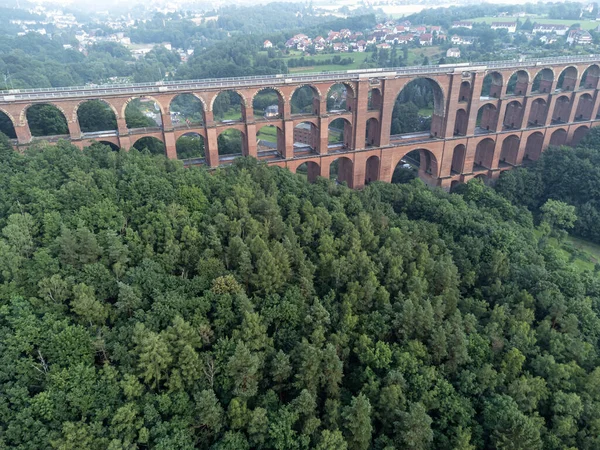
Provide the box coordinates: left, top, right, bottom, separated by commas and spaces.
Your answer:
468, 16, 600, 30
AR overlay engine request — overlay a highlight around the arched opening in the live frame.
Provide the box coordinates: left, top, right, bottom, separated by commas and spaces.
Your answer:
296, 161, 321, 183
368, 88, 382, 110
125, 98, 162, 129
132, 136, 165, 156
450, 180, 461, 192
170, 94, 204, 127
551, 96, 572, 124
218, 128, 245, 160
98, 140, 119, 151
506, 70, 529, 96
26, 103, 69, 137
454, 109, 468, 136
580, 64, 600, 90
293, 121, 319, 156
0, 110, 16, 139
365, 155, 380, 184
253, 88, 283, 120
213, 91, 245, 123
474, 173, 489, 185
500, 135, 520, 166
549, 128, 567, 147
404, 148, 439, 177
474, 138, 495, 170
527, 98, 548, 127
503, 101, 524, 130
328, 118, 352, 151
524, 132, 544, 161
557, 66, 578, 91
476, 103, 498, 132
392, 158, 418, 184
365, 118, 380, 147
176, 133, 204, 160
481, 72, 503, 98
291, 85, 320, 115
532, 68, 554, 94
451, 144, 466, 174
257, 125, 284, 158
77, 100, 117, 133
575, 93, 594, 121
391, 78, 445, 138
329, 156, 354, 186
571, 126, 589, 146
459, 81, 471, 103
326, 83, 354, 113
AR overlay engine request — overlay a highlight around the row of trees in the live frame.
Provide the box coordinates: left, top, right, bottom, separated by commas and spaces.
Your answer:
2, 134, 600, 448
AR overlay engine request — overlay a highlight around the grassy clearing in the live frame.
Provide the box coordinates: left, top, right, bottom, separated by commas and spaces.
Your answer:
543, 234, 600, 272
468, 16, 599, 30
406, 46, 442, 65
257, 125, 278, 142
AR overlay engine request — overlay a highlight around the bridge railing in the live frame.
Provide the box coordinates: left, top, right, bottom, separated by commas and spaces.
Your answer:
2, 54, 600, 102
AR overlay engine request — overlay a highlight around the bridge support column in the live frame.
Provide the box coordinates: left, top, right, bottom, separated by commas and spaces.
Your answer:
520, 98, 534, 129
515, 134, 528, 165
545, 95, 558, 126
352, 153, 368, 189
283, 120, 294, 159
490, 137, 504, 169
14, 125, 32, 145
163, 130, 177, 159
117, 118, 130, 149
205, 127, 219, 167
378, 78, 396, 147
67, 120, 81, 140
495, 100, 508, 132
466, 71, 486, 136
443, 73, 467, 139
591, 90, 600, 120
566, 93, 578, 124
353, 80, 370, 150
245, 123, 257, 158
379, 150, 395, 183
319, 117, 329, 154
319, 158, 331, 179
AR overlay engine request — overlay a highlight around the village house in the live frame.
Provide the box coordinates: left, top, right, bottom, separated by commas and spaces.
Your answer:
332, 42, 349, 52
532, 24, 569, 36
356, 40, 367, 52
263, 40, 273, 49
452, 21, 473, 29
446, 47, 461, 58
419, 33, 433, 46
376, 43, 391, 49
491, 22, 517, 33
567, 28, 593, 44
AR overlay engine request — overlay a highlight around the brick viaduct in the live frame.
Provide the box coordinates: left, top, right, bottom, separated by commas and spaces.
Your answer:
1, 55, 600, 189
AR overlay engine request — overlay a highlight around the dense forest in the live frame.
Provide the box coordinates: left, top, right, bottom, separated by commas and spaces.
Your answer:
496, 128, 600, 245
2, 133, 600, 449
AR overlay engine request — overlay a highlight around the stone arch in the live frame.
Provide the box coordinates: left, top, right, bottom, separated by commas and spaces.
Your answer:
474, 173, 489, 185
450, 180, 461, 191
451, 144, 466, 174
571, 125, 589, 146
481, 71, 503, 98
212, 90, 246, 122
500, 135, 520, 166
401, 148, 439, 178
506, 70, 529, 96
131, 136, 165, 156
25, 103, 69, 137
0, 108, 17, 139
524, 132, 544, 161
330, 156, 354, 186
474, 138, 496, 169
549, 128, 567, 147
252, 87, 285, 120
257, 124, 284, 156
532, 68, 554, 94
296, 161, 321, 183
98, 140, 120, 151
169, 93, 206, 126
503, 100, 524, 130
125, 98, 163, 129
368, 88, 382, 110
459, 81, 471, 103
328, 117, 352, 150
527, 98, 549, 127
217, 127, 246, 158
176, 132, 205, 160
454, 108, 468, 136
391, 77, 446, 138
365, 155, 380, 185
293, 121, 319, 155
291, 85, 322, 115
580, 64, 600, 89
365, 118, 380, 147
551, 95, 572, 124
557, 66, 578, 91
326, 82, 355, 113
21, 102, 68, 127
73, 98, 119, 123
476, 103, 499, 132
76, 99, 118, 133
121, 96, 164, 119
574, 93, 594, 121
